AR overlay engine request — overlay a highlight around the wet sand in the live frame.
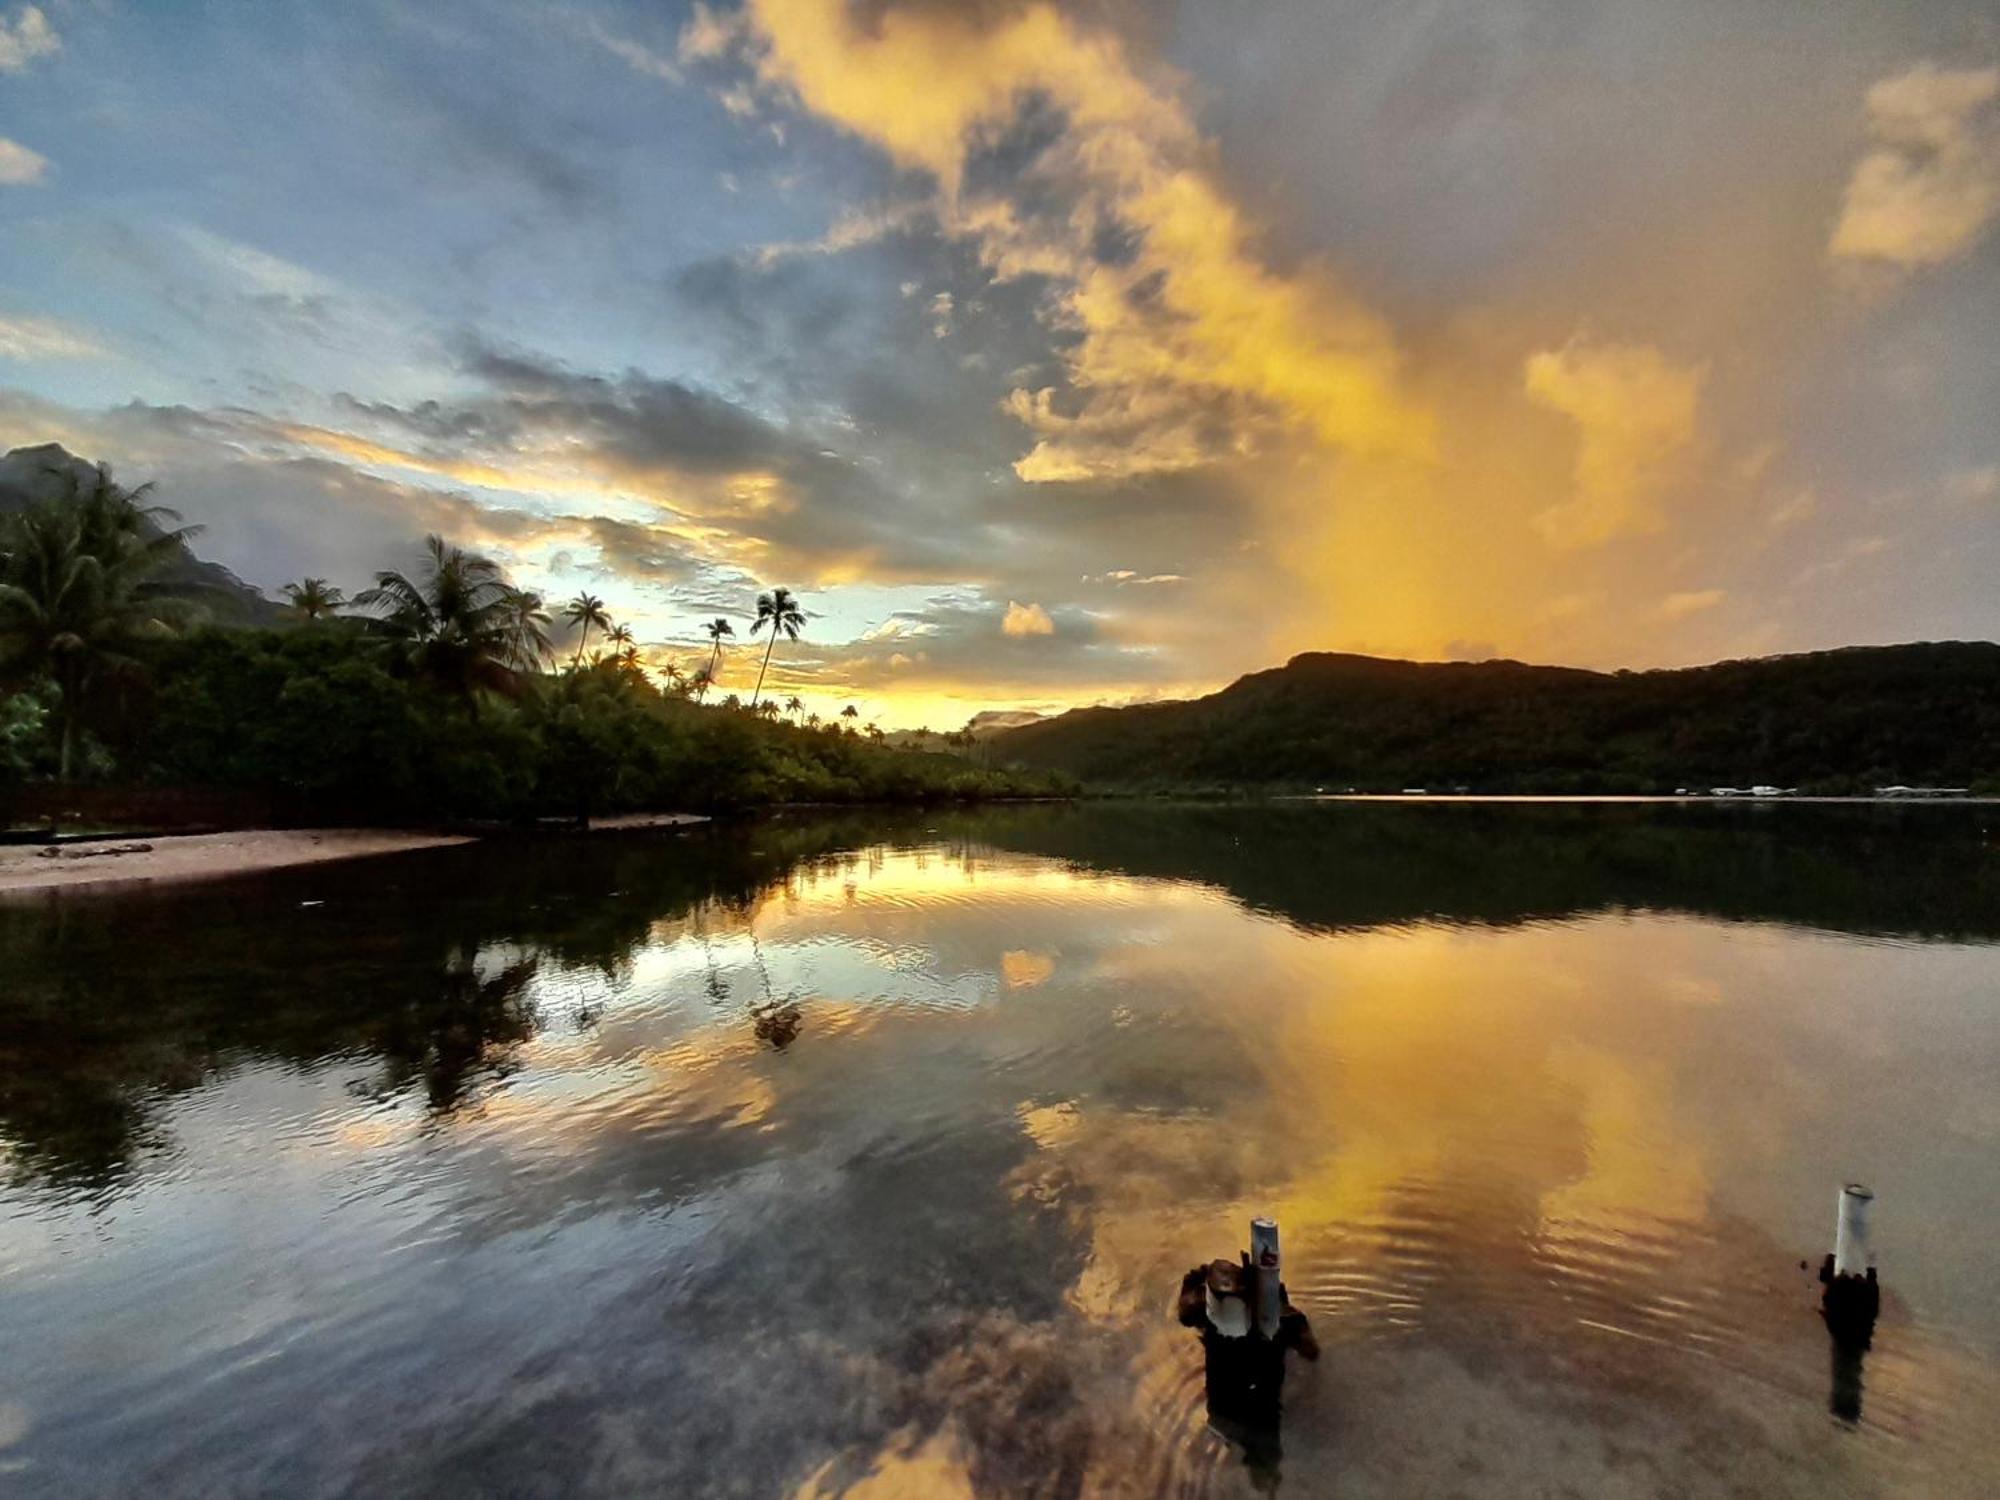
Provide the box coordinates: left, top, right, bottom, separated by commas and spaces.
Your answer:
0, 828, 473, 897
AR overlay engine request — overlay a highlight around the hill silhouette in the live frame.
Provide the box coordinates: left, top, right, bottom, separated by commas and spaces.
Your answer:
0, 443, 284, 625
990, 645, 2000, 793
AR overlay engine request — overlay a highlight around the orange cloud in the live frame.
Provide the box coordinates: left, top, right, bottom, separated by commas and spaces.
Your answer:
1000, 600, 1054, 637
1523, 340, 1704, 548
743, 0, 1431, 482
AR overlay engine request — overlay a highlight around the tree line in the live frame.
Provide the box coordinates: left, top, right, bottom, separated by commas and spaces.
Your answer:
0, 462, 1074, 817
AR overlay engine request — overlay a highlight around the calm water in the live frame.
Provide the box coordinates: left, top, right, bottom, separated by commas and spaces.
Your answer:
3, 802, 1998, 1498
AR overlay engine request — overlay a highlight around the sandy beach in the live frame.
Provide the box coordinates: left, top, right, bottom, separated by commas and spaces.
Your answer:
0, 828, 474, 898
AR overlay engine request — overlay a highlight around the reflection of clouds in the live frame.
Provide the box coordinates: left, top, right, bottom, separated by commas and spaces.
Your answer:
10, 835, 2000, 1496
1000, 950, 1055, 988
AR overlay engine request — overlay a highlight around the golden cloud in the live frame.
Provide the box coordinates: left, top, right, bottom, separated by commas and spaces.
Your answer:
1524, 339, 1704, 548
743, 0, 1432, 483
1830, 64, 2000, 270
1000, 599, 1054, 636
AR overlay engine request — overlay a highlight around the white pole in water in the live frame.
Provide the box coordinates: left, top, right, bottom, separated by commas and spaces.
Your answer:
1833, 1184, 1874, 1277
1250, 1217, 1282, 1338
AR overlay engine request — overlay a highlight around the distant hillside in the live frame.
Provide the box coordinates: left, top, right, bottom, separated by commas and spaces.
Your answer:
0, 444, 285, 626
966, 709, 1045, 739
989, 645, 2000, 793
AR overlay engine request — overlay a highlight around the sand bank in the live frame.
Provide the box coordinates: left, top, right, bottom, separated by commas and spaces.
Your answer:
584, 812, 709, 831
0, 828, 473, 898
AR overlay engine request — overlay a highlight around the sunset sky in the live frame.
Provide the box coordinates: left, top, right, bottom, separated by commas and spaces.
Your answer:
1, 0, 1996, 727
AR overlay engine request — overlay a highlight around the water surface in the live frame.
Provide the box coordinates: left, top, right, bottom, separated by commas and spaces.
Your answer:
3, 802, 1997, 1496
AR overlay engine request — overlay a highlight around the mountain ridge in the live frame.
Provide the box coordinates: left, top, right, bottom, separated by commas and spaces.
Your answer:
989, 642, 2000, 792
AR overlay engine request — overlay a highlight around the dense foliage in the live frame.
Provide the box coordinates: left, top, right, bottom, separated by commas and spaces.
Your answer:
993, 647, 2000, 794
17, 626, 1066, 820
0, 453, 1070, 818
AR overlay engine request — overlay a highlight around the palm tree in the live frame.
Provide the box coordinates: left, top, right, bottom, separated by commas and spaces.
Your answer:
564, 592, 611, 670
688, 665, 714, 702
785, 695, 804, 720
660, 661, 686, 696
840, 703, 859, 724
281, 576, 345, 621
498, 587, 552, 672
0, 464, 200, 779
704, 620, 736, 696
354, 534, 520, 711
605, 622, 635, 661
748, 587, 805, 709
805, 712, 822, 731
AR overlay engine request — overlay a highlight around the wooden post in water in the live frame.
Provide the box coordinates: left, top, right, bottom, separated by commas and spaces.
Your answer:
1250, 1217, 1283, 1339
1833, 1184, 1872, 1277
1819, 1182, 1880, 1352
1177, 1215, 1317, 1428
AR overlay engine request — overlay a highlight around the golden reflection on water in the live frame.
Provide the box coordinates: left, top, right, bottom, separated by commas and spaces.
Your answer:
378, 841, 2000, 1497
6, 826, 1999, 1498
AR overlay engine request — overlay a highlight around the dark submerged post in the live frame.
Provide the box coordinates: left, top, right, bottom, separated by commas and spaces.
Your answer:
1178, 1216, 1319, 1485
1818, 1183, 1880, 1420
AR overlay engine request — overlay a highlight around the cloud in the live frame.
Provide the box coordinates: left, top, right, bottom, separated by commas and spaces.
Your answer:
0, 313, 103, 360
1001, 599, 1054, 636
1943, 465, 1998, 503
1830, 64, 2000, 270
1657, 589, 1725, 620
733, 0, 1432, 483
583, 18, 682, 84
0, 136, 47, 185
0, 5, 56, 72
1523, 339, 1704, 548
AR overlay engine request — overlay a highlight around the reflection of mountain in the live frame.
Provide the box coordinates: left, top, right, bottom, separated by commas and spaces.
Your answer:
2, 803, 1992, 1192
934, 800, 2000, 943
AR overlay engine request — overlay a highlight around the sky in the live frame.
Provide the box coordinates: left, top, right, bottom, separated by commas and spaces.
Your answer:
1, 0, 1996, 728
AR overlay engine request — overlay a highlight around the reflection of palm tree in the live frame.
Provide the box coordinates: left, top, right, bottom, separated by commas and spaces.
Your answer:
749, 586, 805, 709
745, 928, 803, 1050
564, 593, 611, 669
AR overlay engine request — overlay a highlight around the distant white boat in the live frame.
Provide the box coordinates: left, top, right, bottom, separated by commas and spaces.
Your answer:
1400, 788, 1428, 796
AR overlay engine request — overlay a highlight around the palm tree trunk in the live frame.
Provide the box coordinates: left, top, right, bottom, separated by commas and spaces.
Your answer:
708, 640, 722, 681
58, 709, 75, 783
572, 621, 591, 671
752, 631, 777, 708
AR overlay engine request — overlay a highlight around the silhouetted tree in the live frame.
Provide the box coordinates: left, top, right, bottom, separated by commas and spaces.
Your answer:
281, 576, 345, 621
563, 593, 611, 670
0, 465, 200, 778
749, 587, 805, 709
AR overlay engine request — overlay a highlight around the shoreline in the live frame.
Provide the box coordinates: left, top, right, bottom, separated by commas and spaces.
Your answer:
0, 828, 475, 899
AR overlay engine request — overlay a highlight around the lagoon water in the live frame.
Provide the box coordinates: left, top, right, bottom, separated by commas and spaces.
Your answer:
3, 802, 1998, 1497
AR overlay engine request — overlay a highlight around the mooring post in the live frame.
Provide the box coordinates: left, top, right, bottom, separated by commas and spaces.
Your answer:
1833, 1183, 1872, 1277
1819, 1182, 1880, 1353
1250, 1217, 1283, 1340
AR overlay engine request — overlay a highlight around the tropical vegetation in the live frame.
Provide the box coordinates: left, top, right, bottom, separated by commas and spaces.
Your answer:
0, 457, 1076, 817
